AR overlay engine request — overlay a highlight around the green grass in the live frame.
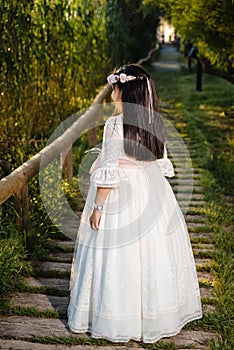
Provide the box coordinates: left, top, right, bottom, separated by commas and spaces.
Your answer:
149, 63, 234, 349
0, 335, 113, 347
138, 342, 196, 349
190, 236, 212, 244
196, 264, 212, 273
9, 306, 63, 319
199, 280, 214, 289
187, 226, 212, 233
0, 335, 196, 349
19, 284, 69, 297
31, 269, 70, 279
193, 250, 214, 259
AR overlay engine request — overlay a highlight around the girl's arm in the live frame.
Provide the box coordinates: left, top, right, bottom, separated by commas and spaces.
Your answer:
89, 187, 112, 230
89, 116, 123, 230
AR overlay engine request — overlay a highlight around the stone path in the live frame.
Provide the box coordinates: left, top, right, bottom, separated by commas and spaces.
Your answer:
0, 46, 219, 349
0, 146, 218, 349
152, 44, 182, 71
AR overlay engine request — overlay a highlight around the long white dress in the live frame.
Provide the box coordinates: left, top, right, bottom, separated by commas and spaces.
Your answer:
67, 114, 202, 343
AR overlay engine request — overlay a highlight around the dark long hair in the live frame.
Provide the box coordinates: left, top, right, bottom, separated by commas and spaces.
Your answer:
112, 64, 165, 161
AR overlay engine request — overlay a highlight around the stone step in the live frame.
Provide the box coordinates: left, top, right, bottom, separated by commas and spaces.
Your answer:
224, 195, 234, 205
193, 249, 213, 258
195, 258, 212, 267
193, 245, 214, 252
12, 293, 69, 314
39, 235, 212, 261
192, 244, 214, 250
200, 287, 214, 299
183, 207, 206, 214
0, 316, 85, 340
173, 170, 201, 176
25, 277, 214, 301
12, 285, 214, 315
174, 167, 203, 174
25, 277, 70, 291
179, 201, 205, 208
35, 276, 214, 293
34, 261, 71, 274
47, 251, 73, 260
169, 179, 201, 186
193, 251, 213, 260
0, 340, 143, 350
0, 316, 218, 348
185, 215, 206, 223
168, 151, 192, 155
35, 256, 211, 277
173, 171, 194, 177
174, 157, 199, 163
187, 222, 207, 229
202, 304, 216, 313
172, 162, 195, 168
197, 271, 214, 283
177, 193, 204, 200
46, 239, 75, 250
189, 232, 213, 240
172, 185, 203, 193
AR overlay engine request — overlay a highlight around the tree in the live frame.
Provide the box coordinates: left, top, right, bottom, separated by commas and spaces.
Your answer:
106, 0, 161, 65
160, 0, 234, 81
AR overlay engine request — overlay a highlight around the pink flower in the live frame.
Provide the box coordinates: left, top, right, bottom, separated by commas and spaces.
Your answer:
119, 73, 127, 83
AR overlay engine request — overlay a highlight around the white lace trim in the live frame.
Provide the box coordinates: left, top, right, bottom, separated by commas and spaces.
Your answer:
156, 158, 175, 178
68, 311, 202, 343
91, 167, 128, 187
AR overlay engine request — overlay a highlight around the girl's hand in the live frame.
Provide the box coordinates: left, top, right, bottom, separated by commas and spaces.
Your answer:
89, 209, 102, 231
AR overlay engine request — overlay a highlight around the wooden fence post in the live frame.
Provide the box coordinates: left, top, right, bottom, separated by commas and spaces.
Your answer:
88, 128, 97, 147
63, 146, 73, 182
14, 183, 30, 232
88, 103, 104, 147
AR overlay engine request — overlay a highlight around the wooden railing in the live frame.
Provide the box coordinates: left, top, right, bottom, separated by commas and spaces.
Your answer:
0, 46, 159, 231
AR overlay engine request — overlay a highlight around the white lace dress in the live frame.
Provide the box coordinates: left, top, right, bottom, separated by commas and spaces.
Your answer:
67, 114, 202, 343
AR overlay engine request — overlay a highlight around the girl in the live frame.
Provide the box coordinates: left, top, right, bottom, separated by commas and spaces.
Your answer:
67, 64, 202, 343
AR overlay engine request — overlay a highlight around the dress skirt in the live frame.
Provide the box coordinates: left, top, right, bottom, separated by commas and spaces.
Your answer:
67, 160, 202, 343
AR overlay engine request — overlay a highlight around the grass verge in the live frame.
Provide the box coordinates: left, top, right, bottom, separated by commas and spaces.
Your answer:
149, 63, 234, 349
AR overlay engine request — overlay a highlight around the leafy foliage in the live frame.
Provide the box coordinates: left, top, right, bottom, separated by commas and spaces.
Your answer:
0, 232, 31, 297
160, 0, 234, 76
106, 0, 161, 65
106, 0, 126, 66
0, 0, 108, 176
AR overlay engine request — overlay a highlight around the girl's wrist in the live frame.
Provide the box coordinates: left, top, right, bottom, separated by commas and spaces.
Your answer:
94, 203, 103, 212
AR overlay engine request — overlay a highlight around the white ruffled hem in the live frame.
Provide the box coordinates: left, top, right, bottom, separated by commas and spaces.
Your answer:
68, 311, 202, 343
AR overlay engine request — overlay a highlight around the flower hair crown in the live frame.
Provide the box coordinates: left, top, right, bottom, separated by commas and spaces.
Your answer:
107, 72, 154, 124
107, 73, 144, 85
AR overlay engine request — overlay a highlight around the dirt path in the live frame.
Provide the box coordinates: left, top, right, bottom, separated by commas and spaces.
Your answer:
0, 46, 218, 350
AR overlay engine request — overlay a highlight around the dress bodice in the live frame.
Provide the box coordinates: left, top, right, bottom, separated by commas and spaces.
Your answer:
90, 115, 174, 187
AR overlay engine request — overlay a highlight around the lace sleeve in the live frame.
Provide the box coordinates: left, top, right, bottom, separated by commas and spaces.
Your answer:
90, 116, 127, 187
156, 145, 174, 178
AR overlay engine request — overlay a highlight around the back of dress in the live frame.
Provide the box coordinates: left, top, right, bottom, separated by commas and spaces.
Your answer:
68, 113, 202, 343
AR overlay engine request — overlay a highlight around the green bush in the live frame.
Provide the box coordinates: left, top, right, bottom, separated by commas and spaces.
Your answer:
0, 233, 31, 297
